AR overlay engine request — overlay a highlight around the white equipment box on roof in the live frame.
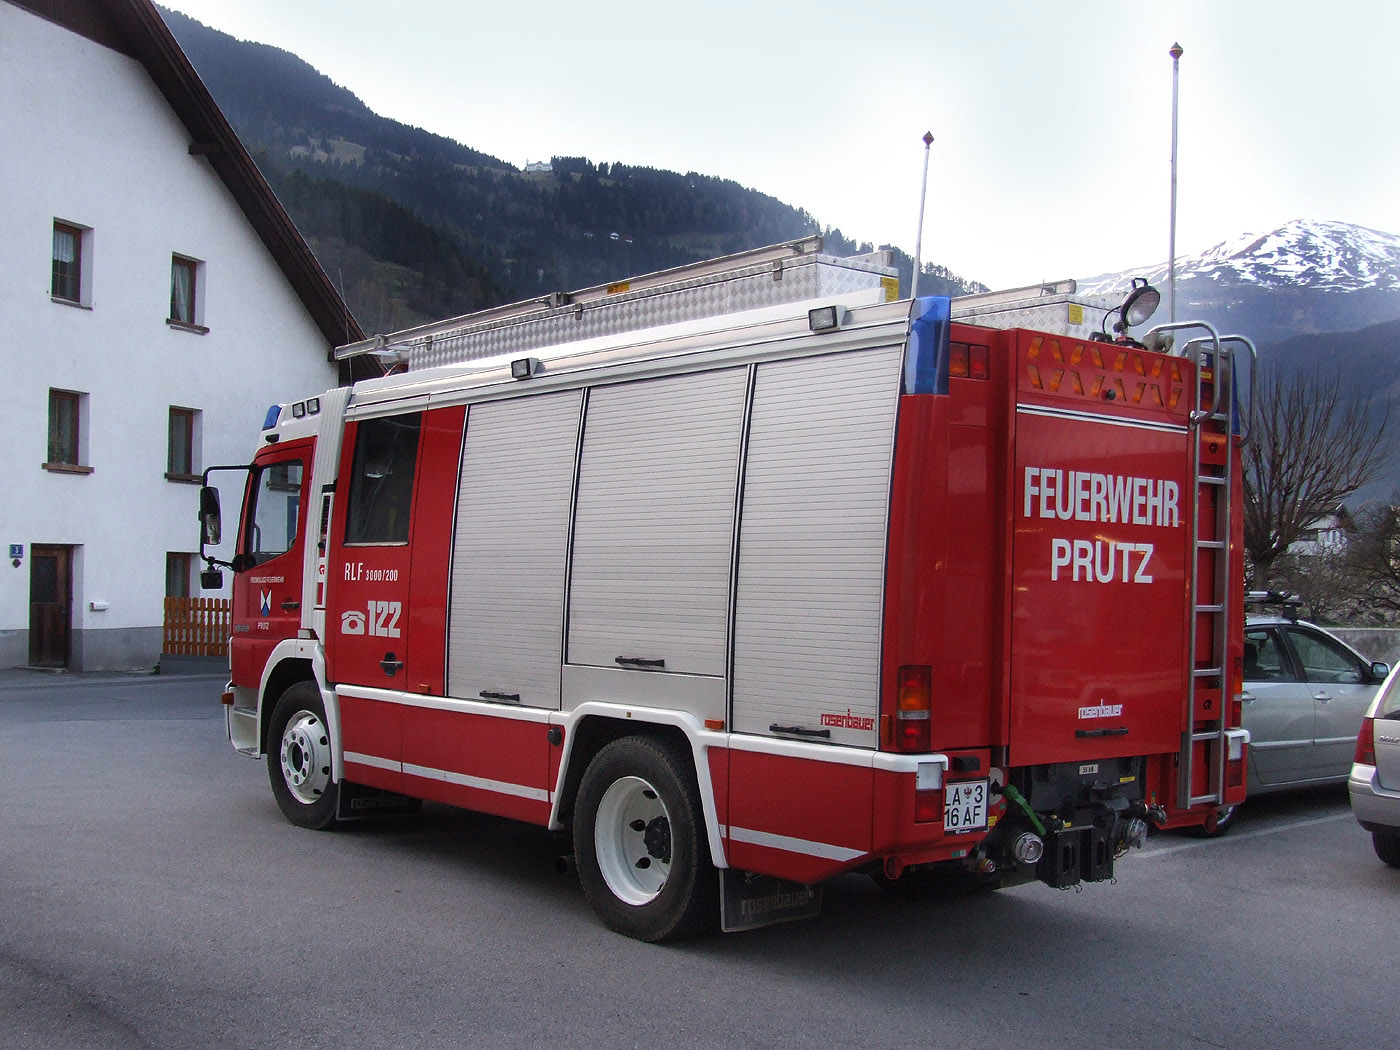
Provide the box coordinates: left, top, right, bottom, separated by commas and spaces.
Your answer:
338, 236, 900, 371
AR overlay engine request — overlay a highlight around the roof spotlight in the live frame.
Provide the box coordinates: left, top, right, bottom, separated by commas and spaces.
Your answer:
1094, 277, 1162, 345
1119, 278, 1161, 330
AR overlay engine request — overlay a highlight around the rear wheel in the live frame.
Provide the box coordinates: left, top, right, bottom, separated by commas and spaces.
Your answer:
1372, 830, 1400, 868
267, 681, 339, 830
573, 736, 717, 942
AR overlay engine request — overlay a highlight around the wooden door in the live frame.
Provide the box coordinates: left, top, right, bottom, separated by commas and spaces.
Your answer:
30, 545, 71, 668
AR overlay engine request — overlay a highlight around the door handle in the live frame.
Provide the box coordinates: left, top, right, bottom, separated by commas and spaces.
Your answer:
616, 656, 665, 670
479, 690, 521, 704
379, 652, 403, 677
1240, 692, 1255, 703
280, 598, 300, 611
1313, 691, 1333, 703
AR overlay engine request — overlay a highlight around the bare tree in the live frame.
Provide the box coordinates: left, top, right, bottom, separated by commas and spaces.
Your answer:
1243, 364, 1392, 587
1345, 500, 1400, 622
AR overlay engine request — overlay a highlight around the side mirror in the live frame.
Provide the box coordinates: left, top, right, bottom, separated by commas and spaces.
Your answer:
200, 568, 224, 590
199, 486, 222, 546
1372, 662, 1390, 681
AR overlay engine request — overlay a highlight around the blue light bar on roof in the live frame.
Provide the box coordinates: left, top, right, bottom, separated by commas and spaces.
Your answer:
262, 405, 281, 430
903, 295, 952, 395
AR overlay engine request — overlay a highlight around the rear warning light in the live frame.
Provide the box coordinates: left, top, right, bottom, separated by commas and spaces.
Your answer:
1356, 717, 1376, 766
895, 665, 931, 751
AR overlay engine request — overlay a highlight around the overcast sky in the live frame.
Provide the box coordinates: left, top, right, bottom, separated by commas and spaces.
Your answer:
160, 0, 1399, 290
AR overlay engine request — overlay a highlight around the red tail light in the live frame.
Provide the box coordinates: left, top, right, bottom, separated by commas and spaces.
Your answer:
895, 665, 932, 751
968, 344, 990, 380
914, 788, 941, 823
948, 343, 990, 381
1228, 758, 1244, 788
1356, 717, 1376, 765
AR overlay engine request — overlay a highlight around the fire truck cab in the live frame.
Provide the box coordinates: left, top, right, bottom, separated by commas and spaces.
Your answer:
201, 239, 1252, 939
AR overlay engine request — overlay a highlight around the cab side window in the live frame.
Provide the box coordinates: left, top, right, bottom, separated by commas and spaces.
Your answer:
344, 413, 422, 545
245, 460, 304, 566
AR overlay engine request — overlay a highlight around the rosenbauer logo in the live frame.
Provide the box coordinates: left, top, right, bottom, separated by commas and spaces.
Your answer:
1078, 702, 1124, 720
821, 710, 876, 731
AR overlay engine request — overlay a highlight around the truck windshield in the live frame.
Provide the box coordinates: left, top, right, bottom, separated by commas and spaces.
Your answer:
245, 460, 304, 566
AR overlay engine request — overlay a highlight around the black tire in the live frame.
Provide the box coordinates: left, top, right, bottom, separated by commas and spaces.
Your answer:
1372, 830, 1400, 868
1190, 803, 1240, 838
267, 681, 339, 830
573, 736, 718, 942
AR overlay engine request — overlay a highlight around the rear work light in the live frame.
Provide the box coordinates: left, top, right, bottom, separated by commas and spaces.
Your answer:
1356, 717, 1376, 766
894, 665, 932, 751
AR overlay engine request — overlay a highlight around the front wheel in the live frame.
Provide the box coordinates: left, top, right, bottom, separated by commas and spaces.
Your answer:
1373, 830, 1400, 868
573, 736, 717, 942
267, 681, 339, 830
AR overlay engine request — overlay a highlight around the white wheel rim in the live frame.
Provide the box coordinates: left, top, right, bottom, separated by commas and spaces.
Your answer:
594, 775, 671, 906
280, 710, 332, 805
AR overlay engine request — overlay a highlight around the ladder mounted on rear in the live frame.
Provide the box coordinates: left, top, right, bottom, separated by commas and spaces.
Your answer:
1148, 322, 1256, 812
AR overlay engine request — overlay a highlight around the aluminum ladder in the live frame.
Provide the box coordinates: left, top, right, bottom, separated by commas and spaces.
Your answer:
1146, 322, 1256, 811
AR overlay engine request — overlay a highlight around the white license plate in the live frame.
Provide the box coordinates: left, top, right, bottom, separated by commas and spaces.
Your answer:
944, 780, 989, 832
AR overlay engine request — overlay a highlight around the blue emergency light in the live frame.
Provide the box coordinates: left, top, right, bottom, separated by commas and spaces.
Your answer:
904, 296, 952, 395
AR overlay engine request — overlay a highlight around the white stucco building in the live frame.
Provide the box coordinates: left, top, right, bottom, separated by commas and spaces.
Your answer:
0, 0, 370, 670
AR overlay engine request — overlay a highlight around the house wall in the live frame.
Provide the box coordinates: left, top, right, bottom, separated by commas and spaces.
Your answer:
0, 5, 339, 670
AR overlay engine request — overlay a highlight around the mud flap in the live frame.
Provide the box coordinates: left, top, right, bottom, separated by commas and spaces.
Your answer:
720, 870, 823, 932
336, 781, 420, 820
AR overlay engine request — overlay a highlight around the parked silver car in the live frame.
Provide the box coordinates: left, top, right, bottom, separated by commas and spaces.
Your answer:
1203, 609, 1389, 835
1349, 671, 1400, 867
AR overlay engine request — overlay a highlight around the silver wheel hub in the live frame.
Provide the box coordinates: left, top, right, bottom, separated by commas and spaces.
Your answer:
280, 710, 331, 805
595, 775, 672, 905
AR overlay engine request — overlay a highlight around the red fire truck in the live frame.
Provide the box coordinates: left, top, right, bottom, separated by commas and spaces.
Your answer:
200, 239, 1253, 940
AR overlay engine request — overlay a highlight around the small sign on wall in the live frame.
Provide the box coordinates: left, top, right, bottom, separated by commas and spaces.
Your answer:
9, 544, 21, 567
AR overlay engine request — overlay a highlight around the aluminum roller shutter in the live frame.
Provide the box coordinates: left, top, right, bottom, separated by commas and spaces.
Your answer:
568, 368, 748, 677
447, 390, 582, 708
731, 345, 904, 746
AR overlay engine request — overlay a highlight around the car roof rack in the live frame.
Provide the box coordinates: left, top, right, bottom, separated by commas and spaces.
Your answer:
1244, 590, 1302, 621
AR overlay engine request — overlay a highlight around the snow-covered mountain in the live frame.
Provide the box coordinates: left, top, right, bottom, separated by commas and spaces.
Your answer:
1079, 220, 1400, 345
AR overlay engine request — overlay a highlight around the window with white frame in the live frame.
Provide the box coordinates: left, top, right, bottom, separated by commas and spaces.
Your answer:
165, 552, 194, 599
51, 220, 92, 306
45, 388, 92, 473
167, 406, 202, 481
169, 254, 206, 330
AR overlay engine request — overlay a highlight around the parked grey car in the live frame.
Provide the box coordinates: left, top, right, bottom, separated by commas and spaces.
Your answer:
1203, 613, 1390, 835
1349, 671, 1400, 867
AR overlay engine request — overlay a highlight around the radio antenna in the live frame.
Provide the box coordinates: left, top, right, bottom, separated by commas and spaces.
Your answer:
911, 131, 934, 299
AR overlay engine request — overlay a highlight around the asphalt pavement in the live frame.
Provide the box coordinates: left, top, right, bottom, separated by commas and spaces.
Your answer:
2, 671, 1397, 1050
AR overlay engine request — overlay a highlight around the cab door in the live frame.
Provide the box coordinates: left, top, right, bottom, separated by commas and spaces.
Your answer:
230, 441, 313, 690
324, 412, 421, 689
